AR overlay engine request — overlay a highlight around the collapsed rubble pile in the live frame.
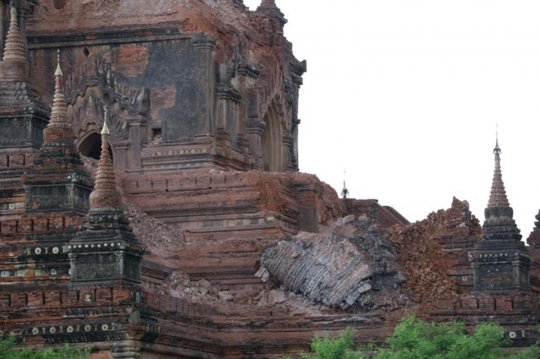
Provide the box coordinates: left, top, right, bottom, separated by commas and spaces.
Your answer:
123, 200, 187, 260
155, 270, 330, 316
76, 160, 482, 315
386, 198, 482, 305
257, 171, 345, 226
79, 155, 187, 261
258, 215, 408, 310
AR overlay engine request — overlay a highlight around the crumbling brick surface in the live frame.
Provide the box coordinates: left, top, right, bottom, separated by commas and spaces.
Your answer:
386, 198, 482, 307
153, 270, 336, 317
29, 0, 284, 56
256, 171, 345, 225
123, 199, 186, 262
344, 199, 410, 228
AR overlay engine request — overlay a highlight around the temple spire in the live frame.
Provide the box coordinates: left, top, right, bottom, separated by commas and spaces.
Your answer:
341, 169, 349, 199
89, 108, 120, 210
101, 109, 110, 135
0, 4, 29, 82
70, 109, 143, 290
470, 134, 529, 293
487, 135, 510, 208
341, 181, 349, 199
47, 50, 70, 130
21, 51, 92, 216
3, 6, 26, 62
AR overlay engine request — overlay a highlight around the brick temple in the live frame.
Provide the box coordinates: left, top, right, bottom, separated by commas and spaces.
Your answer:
1, 0, 540, 358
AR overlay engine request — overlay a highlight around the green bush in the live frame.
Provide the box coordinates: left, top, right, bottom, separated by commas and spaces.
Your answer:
286, 316, 540, 359
304, 328, 357, 359
0, 336, 89, 359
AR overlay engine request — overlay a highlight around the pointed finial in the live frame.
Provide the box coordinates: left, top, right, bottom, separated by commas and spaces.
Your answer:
487, 134, 510, 208
102, 107, 110, 135
89, 106, 118, 209
494, 124, 501, 155
55, 49, 63, 77
45, 49, 70, 130
341, 169, 349, 199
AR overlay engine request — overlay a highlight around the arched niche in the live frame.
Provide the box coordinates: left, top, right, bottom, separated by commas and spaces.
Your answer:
68, 84, 146, 171
78, 131, 113, 161
261, 99, 285, 172
78, 132, 102, 160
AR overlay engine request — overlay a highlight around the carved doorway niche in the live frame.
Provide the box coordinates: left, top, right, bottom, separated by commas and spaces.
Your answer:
261, 99, 284, 172
68, 83, 148, 172
78, 131, 113, 161
78, 132, 102, 160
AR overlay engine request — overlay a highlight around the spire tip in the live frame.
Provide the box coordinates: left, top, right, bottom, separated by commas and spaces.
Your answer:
55, 49, 63, 77
494, 125, 501, 155
102, 108, 110, 135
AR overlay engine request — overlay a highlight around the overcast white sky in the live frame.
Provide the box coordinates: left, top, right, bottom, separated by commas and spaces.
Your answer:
243, 0, 540, 239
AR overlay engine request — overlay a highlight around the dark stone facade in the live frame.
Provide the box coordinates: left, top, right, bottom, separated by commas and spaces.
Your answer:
471, 206, 531, 292
20, 0, 305, 174
69, 133, 144, 289
69, 208, 144, 288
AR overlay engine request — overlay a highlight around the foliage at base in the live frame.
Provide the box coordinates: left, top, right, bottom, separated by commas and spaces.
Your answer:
0, 336, 89, 359
285, 316, 540, 359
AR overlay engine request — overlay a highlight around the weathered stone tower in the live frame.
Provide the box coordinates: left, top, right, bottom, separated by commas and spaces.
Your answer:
0, 8, 91, 289
69, 114, 144, 288
0, 4, 49, 216
22, 51, 93, 216
470, 138, 531, 292
0, 3, 47, 148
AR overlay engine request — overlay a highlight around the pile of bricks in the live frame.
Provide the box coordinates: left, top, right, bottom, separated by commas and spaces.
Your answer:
387, 198, 482, 306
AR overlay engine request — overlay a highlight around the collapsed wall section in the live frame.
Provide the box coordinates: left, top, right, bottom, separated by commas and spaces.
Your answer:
122, 170, 344, 291
258, 215, 408, 310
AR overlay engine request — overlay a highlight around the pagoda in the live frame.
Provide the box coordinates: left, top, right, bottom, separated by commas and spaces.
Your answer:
470, 138, 530, 292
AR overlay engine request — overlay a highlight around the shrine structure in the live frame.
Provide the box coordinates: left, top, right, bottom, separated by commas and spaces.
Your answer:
1, 1, 540, 358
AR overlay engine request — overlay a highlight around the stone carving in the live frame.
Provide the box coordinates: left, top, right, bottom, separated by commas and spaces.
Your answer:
61, 57, 150, 171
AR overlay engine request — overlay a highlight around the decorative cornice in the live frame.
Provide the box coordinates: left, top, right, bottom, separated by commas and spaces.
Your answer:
217, 83, 242, 103
245, 118, 266, 135
237, 63, 260, 79
192, 33, 217, 51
